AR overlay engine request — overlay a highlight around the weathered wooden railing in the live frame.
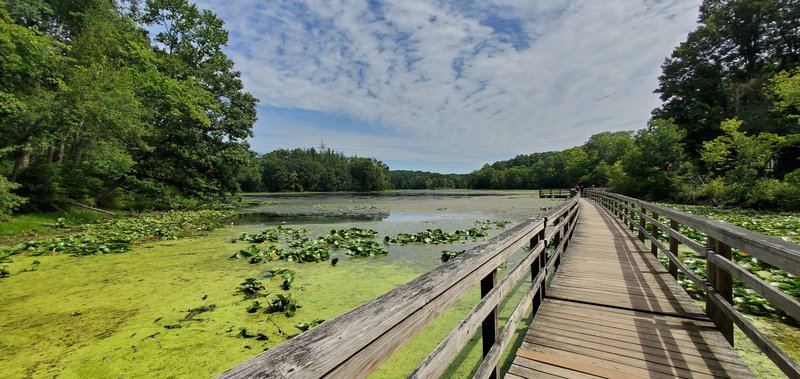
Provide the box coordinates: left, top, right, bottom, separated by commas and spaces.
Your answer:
217, 195, 580, 378
586, 189, 800, 378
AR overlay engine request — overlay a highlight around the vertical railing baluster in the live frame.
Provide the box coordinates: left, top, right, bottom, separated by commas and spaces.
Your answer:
651, 211, 659, 256
638, 205, 646, 242
706, 237, 734, 345
629, 202, 636, 232
480, 269, 499, 379
530, 220, 545, 315
668, 220, 679, 279
552, 215, 562, 269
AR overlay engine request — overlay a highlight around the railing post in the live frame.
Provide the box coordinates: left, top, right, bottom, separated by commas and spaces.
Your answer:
481, 269, 499, 379
706, 237, 734, 345
638, 205, 646, 242
628, 203, 636, 232
530, 222, 545, 315
552, 217, 562, 269
650, 211, 659, 257
668, 220, 679, 279
621, 201, 633, 230
614, 198, 620, 218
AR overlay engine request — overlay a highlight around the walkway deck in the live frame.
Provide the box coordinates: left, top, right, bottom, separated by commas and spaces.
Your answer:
508, 199, 754, 378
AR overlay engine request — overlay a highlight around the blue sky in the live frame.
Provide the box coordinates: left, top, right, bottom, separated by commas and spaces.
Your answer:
197, 0, 701, 173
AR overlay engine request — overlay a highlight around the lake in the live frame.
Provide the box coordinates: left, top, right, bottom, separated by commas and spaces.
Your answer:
0, 190, 563, 378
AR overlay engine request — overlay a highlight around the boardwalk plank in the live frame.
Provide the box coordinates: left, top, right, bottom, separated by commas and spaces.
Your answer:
526, 322, 750, 365
508, 363, 571, 379
526, 331, 753, 376
528, 314, 739, 352
508, 198, 754, 379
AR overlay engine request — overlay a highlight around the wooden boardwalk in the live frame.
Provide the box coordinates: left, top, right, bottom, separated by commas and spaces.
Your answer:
508, 199, 755, 378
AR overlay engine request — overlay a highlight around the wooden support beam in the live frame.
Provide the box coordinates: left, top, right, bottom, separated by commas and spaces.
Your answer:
530, 229, 544, 315
706, 237, 734, 345
481, 270, 499, 379
668, 220, 679, 279
638, 205, 646, 242
650, 211, 659, 257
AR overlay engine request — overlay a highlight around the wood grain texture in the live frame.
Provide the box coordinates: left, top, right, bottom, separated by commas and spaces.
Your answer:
516, 349, 643, 379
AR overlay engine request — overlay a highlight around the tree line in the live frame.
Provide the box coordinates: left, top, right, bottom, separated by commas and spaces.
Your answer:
1, 0, 257, 215
239, 148, 391, 192
2, 0, 799, 215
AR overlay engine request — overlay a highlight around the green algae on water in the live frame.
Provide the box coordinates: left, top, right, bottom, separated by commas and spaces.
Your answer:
0, 226, 423, 378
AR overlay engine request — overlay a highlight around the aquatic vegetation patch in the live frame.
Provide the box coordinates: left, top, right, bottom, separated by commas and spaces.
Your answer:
385, 227, 488, 245
474, 220, 511, 229
384, 220, 507, 245
318, 227, 379, 243
0, 210, 233, 261
231, 226, 387, 263
295, 318, 324, 332
339, 239, 387, 256
237, 278, 267, 299
246, 301, 262, 313
316, 228, 387, 256
268, 293, 300, 317
237, 328, 268, 341
238, 226, 308, 243
231, 242, 330, 263
266, 268, 296, 290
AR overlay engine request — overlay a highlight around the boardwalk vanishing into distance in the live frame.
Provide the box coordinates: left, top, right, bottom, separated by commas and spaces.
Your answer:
508, 199, 754, 378
218, 192, 800, 379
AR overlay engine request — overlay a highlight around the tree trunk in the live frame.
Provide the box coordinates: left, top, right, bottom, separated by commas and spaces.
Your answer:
58, 141, 65, 163
95, 175, 128, 204
10, 149, 27, 182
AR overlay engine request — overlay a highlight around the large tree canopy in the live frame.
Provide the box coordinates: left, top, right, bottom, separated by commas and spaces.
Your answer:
654, 0, 800, 156
0, 0, 257, 210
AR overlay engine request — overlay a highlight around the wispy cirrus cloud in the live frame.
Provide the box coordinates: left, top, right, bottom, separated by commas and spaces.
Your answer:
197, 0, 701, 173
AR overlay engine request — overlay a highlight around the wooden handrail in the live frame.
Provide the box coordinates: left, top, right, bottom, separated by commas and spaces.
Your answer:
217, 195, 580, 378
585, 189, 800, 378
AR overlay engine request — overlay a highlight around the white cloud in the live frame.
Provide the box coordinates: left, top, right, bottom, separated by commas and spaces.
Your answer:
198, 0, 701, 172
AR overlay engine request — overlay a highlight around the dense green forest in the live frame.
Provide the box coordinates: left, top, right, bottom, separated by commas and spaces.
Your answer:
0, 0, 257, 215
240, 148, 391, 192
389, 170, 469, 190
